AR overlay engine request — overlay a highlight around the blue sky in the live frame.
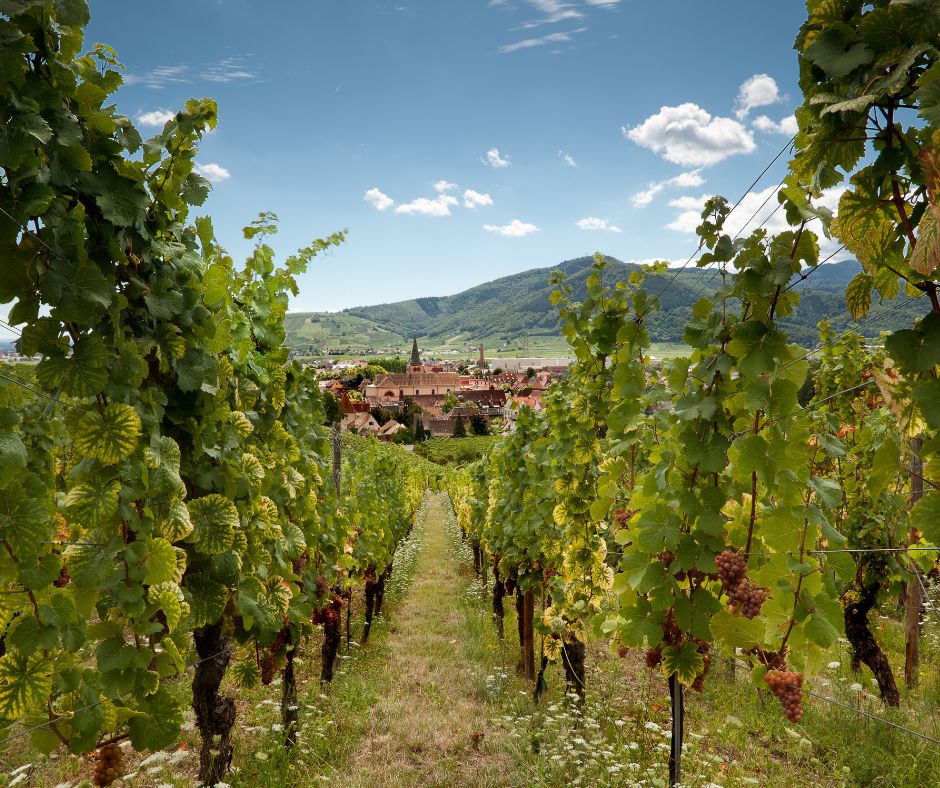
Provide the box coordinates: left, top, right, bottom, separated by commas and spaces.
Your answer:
85, 0, 817, 313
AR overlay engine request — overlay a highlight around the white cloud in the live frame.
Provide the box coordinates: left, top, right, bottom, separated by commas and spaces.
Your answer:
734, 74, 782, 119
482, 147, 511, 167
463, 189, 494, 208
201, 57, 257, 83
364, 187, 394, 211
136, 109, 175, 127
433, 180, 457, 192
517, 0, 584, 27
576, 217, 622, 232
585, 0, 619, 4
484, 219, 539, 237
124, 65, 189, 89
499, 27, 586, 53
753, 114, 798, 136
623, 103, 755, 167
193, 162, 230, 183
558, 150, 577, 167
665, 185, 847, 248
631, 169, 705, 207
395, 194, 458, 216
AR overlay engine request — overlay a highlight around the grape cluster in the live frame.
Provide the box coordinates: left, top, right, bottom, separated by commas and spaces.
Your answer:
92, 743, 123, 787
645, 646, 662, 668
715, 550, 767, 619
260, 628, 289, 685
763, 669, 804, 722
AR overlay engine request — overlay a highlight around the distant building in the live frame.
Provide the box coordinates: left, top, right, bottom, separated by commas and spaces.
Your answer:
364, 339, 459, 403
490, 357, 574, 373
341, 412, 380, 434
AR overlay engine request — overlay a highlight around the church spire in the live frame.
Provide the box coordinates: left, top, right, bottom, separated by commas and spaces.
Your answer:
409, 337, 421, 369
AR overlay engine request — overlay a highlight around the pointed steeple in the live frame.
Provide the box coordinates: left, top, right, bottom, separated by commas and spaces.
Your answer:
409, 337, 421, 369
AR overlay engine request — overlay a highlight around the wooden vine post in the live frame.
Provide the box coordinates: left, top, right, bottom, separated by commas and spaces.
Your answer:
669, 674, 684, 788
905, 435, 924, 688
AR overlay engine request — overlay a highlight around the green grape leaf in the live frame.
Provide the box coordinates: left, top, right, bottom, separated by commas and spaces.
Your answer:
910, 206, 940, 276
187, 494, 238, 555
845, 272, 873, 319
0, 430, 26, 474
660, 642, 705, 687
71, 402, 141, 465
709, 608, 764, 651
35, 335, 109, 398
0, 651, 53, 719
18, 553, 62, 590
156, 500, 193, 543
144, 437, 185, 499
912, 490, 940, 544
0, 479, 51, 560
185, 575, 229, 628
144, 538, 179, 586
127, 688, 184, 752
230, 657, 260, 689
148, 581, 185, 632
64, 478, 120, 528
7, 614, 58, 655
65, 533, 122, 588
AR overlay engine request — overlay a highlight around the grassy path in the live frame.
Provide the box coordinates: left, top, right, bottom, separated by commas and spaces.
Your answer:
340, 493, 523, 787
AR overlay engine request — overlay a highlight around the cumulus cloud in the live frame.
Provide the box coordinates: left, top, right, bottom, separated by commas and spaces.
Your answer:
463, 189, 494, 208
623, 103, 755, 167
734, 74, 783, 119
499, 27, 586, 53
395, 194, 459, 216
364, 187, 394, 211
484, 219, 539, 237
558, 150, 577, 167
482, 147, 511, 167
753, 114, 798, 136
576, 217, 622, 232
193, 162, 230, 183
136, 109, 175, 127
584, 0, 619, 5
665, 185, 846, 249
631, 169, 705, 207
433, 180, 457, 192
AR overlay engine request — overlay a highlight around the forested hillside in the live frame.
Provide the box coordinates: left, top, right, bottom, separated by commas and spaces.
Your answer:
287, 257, 922, 350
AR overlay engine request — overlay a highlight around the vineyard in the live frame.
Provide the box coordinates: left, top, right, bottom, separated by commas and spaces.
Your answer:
2, 1, 940, 786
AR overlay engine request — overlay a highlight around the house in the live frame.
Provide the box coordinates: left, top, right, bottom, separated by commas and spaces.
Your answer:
424, 417, 458, 438
377, 420, 407, 441
341, 412, 380, 435
338, 391, 370, 415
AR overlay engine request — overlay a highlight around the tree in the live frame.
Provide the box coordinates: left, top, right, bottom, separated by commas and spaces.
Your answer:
470, 413, 489, 436
453, 415, 467, 438
526, 367, 536, 380
414, 416, 428, 442
441, 391, 461, 414
323, 391, 342, 424
493, 367, 503, 375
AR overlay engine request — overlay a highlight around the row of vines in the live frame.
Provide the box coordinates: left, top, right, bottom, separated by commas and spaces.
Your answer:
0, 2, 439, 785
447, 2, 940, 782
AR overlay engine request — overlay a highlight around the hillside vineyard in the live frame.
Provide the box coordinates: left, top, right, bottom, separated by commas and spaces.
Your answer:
2, 2, 940, 787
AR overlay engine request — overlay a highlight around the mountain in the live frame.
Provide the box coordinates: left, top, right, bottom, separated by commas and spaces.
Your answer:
284, 256, 925, 354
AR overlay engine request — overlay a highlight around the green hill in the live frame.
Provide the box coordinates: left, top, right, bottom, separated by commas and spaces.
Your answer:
286, 256, 925, 354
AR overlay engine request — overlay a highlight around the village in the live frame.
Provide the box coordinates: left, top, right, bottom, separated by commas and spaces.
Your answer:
314, 339, 571, 442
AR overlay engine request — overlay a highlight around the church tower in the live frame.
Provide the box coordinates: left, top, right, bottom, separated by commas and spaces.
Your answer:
409, 337, 422, 372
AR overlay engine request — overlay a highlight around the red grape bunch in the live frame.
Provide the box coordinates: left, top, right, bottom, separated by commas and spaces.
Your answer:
260, 628, 289, 685
92, 742, 123, 787
763, 669, 804, 722
715, 549, 767, 619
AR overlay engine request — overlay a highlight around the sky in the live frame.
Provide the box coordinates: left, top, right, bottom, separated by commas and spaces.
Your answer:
80, 0, 824, 314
